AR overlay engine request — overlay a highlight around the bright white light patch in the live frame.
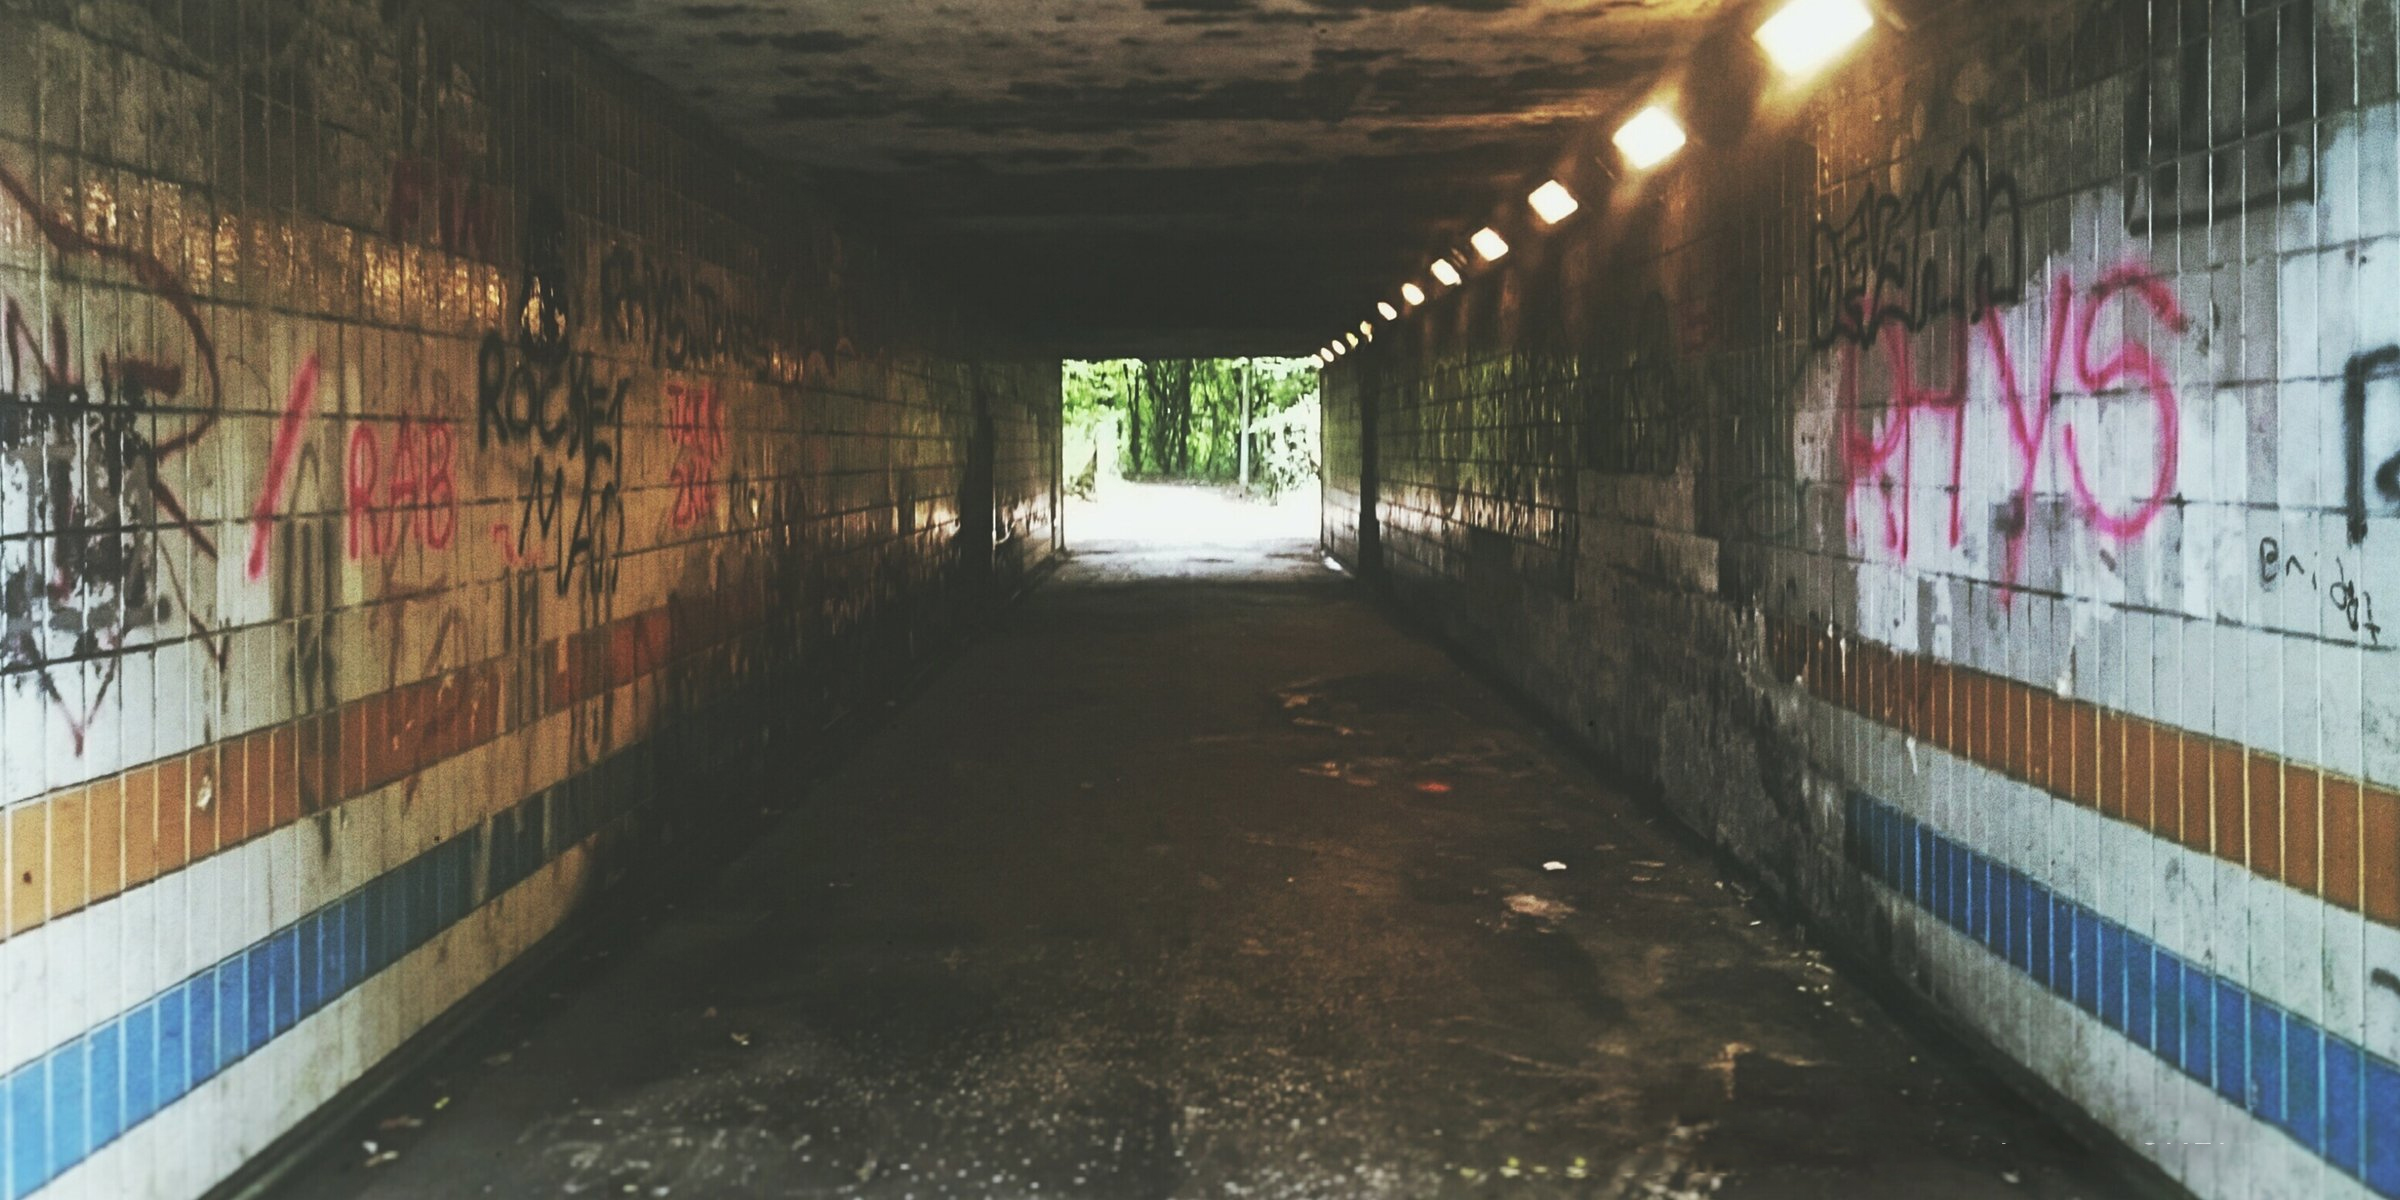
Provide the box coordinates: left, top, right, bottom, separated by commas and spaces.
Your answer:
1470, 228, 1510, 262
1754, 0, 1874, 76
1528, 180, 1580, 225
1378, 301, 1399, 321
1400, 282, 1427, 306
1346, 332, 1359, 348
1613, 105, 1688, 170
1358, 320, 1373, 336
1331, 339, 1347, 356
1430, 259, 1463, 287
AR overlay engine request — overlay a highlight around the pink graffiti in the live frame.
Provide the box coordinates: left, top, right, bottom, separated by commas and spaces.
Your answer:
387, 144, 494, 258
1837, 262, 2187, 599
665, 380, 726, 529
347, 413, 459, 559
491, 521, 543, 568
246, 355, 323, 581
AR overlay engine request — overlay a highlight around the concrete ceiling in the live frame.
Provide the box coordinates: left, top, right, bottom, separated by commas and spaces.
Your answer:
540, 0, 1723, 356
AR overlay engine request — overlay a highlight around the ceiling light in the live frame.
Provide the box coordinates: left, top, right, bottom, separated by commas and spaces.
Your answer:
1332, 339, 1347, 356
1528, 180, 1580, 225
1470, 228, 1510, 262
1613, 105, 1688, 170
1755, 0, 1874, 76
1430, 259, 1463, 287
1346, 332, 1360, 348
1401, 282, 1426, 306
1378, 301, 1399, 320
1358, 320, 1373, 336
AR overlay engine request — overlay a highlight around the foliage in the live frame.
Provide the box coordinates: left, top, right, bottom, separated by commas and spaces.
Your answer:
1062, 357, 1319, 490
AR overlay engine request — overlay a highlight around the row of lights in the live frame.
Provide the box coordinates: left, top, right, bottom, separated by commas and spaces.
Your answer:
1315, 0, 1878, 366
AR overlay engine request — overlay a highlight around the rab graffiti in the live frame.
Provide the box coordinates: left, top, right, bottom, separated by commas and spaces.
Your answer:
1836, 262, 2187, 598
347, 412, 461, 560
1808, 146, 2025, 351
665, 380, 726, 529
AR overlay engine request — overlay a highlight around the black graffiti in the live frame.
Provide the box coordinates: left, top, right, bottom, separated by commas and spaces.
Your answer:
596, 246, 799, 383
476, 332, 626, 605
2343, 346, 2400, 544
2257, 538, 2383, 646
1586, 293, 1693, 475
1806, 145, 2024, 350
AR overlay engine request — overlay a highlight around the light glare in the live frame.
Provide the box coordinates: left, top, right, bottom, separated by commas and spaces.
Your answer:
1754, 0, 1874, 76
1332, 339, 1347, 356
1613, 106, 1688, 170
1528, 180, 1580, 225
1378, 301, 1399, 320
1470, 228, 1510, 262
1430, 259, 1463, 287
1400, 282, 1427, 306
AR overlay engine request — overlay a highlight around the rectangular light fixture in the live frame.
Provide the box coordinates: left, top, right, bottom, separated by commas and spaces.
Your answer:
1378, 301, 1399, 320
1755, 0, 1874, 76
1430, 259, 1463, 287
1332, 339, 1347, 356
1528, 180, 1580, 224
1358, 320, 1374, 338
1400, 283, 1426, 306
1613, 105, 1688, 170
1346, 331, 1360, 348
1470, 228, 1510, 262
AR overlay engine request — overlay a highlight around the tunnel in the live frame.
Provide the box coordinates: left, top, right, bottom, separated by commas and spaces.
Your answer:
0, 0, 2395, 1197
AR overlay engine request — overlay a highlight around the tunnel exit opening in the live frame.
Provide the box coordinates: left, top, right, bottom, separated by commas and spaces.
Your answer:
1061, 357, 1322, 549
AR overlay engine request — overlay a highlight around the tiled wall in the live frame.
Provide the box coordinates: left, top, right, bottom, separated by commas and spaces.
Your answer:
1322, 1, 2400, 1195
0, 3, 1056, 1198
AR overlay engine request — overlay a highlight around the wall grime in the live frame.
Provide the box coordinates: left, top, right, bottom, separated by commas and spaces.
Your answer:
0, 4, 1057, 1199
1323, 1, 2400, 1196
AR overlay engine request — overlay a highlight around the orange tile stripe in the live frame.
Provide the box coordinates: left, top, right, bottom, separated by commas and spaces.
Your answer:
2, 586, 775, 942
1766, 619, 2400, 929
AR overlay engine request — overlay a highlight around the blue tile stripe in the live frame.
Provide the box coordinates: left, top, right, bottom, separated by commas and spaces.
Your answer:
1844, 790, 2400, 1197
0, 742, 653, 1200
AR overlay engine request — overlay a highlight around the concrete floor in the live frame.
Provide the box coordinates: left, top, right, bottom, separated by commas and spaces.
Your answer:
278, 499, 2137, 1200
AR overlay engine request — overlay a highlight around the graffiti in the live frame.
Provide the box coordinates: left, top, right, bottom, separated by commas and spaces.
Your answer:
2343, 346, 2400, 544
0, 164, 241, 750
1836, 262, 2186, 597
665, 380, 726, 529
597, 245, 803, 384
2122, 1, 2314, 235
387, 144, 495, 258
477, 333, 627, 602
346, 412, 460, 560
1588, 294, 1694, 475
2258, 538, 2384, 646
479, 196, 624, 605
1807, 146, 2024, 351
247, 357, 323, 580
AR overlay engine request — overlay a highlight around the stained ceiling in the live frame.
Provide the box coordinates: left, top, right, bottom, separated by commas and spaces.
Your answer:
540, 0, 1723, 356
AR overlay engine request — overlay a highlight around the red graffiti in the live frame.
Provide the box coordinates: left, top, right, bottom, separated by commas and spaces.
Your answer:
387, 146, 494, 258
491, 521, 544, 568
347, 414, 459, 559
665, 380, 726, 529
247, 356, 323, 581
1837, 262, 2187, 598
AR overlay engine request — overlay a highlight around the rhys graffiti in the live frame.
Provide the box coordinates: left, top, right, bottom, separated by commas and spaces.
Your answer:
2343, 346, 2400, 544
1807, 146, 2024, 352
1836, 262, 2186, 599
